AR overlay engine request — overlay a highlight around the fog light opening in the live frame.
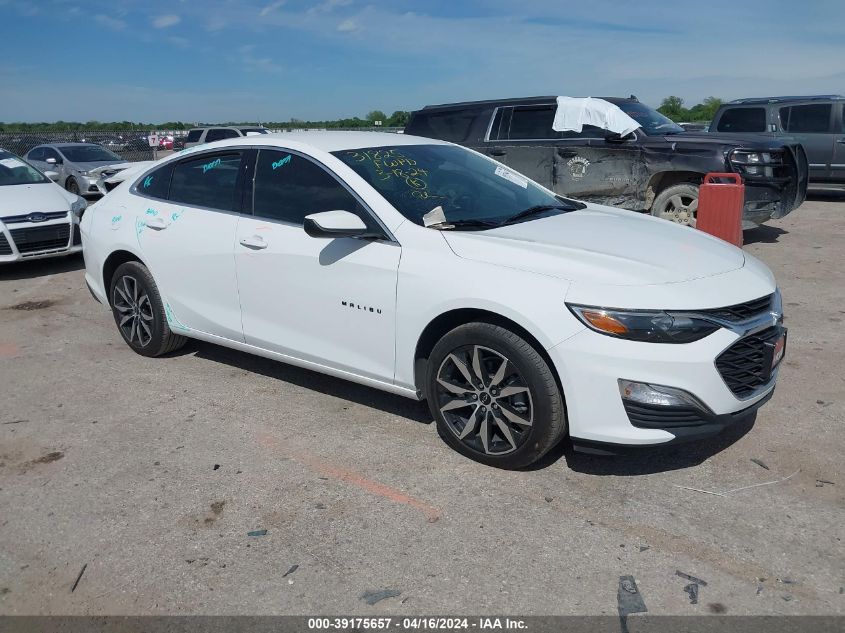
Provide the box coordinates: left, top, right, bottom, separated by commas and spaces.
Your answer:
618, 379, 711, 412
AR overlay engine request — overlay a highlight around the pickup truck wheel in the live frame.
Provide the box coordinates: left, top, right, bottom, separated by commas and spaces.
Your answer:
425, 322, 566, 469
651, 183, 699, 227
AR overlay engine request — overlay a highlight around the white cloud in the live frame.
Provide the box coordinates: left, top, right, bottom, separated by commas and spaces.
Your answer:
94, 15, 126, 31
259, 1, 285, 17
152, 14, 181, 29
336, 18, 359, 33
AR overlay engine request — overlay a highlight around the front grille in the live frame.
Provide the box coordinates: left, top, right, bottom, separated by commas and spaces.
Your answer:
702, 294, 773, 322
716, 326, 781, 398
2, 211, 68, 224
9, 224, 70, 254
623, 401, 709, 428
0, 233, 11, 255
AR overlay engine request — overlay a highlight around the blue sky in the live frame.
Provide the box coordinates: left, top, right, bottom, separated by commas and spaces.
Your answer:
1, 0, 843, 123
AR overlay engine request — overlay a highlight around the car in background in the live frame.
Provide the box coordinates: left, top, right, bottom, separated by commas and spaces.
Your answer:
25, 143, 136, 198
0, 149, 86, 263
710, 95, 845, 190
183, 126, 270, 149
172, 135, 187, 151
82, 132, 784, 467
406, 96, 807, 228
158, 135, 174, 151
95, 160, 155, 195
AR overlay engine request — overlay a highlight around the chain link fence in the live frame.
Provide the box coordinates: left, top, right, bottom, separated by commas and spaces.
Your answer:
0, 127, 405, 165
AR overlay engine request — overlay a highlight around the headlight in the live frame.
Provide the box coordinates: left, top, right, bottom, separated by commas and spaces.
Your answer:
730, 150, 777, 178
71, 196, 87, 219
567, 304, 719, 343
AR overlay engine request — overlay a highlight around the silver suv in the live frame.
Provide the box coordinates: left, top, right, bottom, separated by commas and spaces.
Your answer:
183, 126, 269, 149
711, 95, 844, 190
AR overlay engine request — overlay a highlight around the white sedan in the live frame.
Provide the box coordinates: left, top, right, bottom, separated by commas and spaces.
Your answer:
81, 132, 785, 468
0, 150, 87, 263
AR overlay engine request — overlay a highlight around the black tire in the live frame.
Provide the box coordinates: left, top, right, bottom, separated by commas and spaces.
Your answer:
65, 177, 80, 195
424, 322, 566, 469
651, 183, 699, 227
109, 261, 187, 357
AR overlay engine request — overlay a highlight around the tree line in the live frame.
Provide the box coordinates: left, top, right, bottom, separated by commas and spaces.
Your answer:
0, 110, 411, 133
656, 96, 723, 122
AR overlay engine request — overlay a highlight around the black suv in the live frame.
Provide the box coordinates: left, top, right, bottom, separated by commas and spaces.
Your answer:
405, 96, 808, 228
710, 95, 844, 190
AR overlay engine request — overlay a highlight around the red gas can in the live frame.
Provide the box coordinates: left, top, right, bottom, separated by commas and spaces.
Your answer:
696, 173, 744, 247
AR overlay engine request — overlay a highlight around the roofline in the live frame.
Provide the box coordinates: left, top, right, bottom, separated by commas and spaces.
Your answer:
727, 95, 845, 104
418, 95, 638, 111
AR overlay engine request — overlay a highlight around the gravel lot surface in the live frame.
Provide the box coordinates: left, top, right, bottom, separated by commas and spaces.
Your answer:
0, 195, 843, 616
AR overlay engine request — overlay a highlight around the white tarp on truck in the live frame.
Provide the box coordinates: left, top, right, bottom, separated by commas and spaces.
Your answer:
552, 97, 641, 136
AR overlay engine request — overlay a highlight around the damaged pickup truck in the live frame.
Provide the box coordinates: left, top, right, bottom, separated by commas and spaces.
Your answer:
405, 96, 808, 228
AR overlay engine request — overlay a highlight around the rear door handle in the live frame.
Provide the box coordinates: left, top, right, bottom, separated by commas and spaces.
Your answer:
239, 235, 267, 250
146, 217, 167, 230
489, 150, 507, 157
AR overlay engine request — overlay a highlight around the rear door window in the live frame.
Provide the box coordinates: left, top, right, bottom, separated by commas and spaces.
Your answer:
169, 152, 244, 212
716, 107, 767, 132
780, 104, 832, 133
508, 105, 557, 140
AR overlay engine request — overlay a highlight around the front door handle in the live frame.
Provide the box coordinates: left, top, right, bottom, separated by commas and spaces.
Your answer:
837, 139, 845, 144
146, 216, 167, 230
239, 235, 267, 250
489, 149, 507, 157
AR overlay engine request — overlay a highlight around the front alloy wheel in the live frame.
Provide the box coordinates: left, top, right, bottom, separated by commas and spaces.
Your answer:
112, 275, 154, 348
425, 322, 566, 469
435, 345, 533, 456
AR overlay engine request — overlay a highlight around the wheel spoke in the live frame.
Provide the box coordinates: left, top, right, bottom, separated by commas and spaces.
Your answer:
441, 399, 472, 413
437, 377, 472, 396
138, 319, 152, 343
499, 403, 532, 427
492, 412, 517, 451
458, 406, 479, 439
479, 413, 491, 453
498, 385, 528, 397
114, 302, 132, 313
119, 314, 133, 327
449, 353, 474, 385
114, 286, 131, 306
669, 195, 683, 209
489, 357, 508, 387
471, 346, 484, 384
129, 317, 138, 343
688, 198, 698, 213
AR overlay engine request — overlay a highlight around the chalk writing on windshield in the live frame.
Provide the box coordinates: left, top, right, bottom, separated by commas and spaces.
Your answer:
345, 148, 436, 200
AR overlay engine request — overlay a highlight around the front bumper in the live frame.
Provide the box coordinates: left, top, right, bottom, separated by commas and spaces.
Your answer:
548, 323, 782, 448
0, 214, 81, 263
738, 144, 808, 227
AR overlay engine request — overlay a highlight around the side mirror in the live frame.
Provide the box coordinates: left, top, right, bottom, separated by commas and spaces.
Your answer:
45, 157, 57, 164
303, 210, 370, 238
44, 170, 60, 182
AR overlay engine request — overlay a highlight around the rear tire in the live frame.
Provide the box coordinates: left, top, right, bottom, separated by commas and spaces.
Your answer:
109, 261, 186, 357
425, 322, 566, 469
651, 183, 699, 227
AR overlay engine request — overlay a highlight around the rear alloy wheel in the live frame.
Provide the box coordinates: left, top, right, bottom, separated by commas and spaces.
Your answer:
425, 323, 566, 469
651, 183, 699, 227
65, 177, 80, 195
109, 261, 186, 357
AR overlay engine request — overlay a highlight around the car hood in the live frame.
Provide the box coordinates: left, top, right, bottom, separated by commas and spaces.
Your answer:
441, 205, 745, 287
0, 183, 75, 218
665, 132, 788, 149
73, 160, 133, 174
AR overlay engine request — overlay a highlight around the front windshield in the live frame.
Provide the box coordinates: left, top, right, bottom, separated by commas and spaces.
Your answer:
332, 144, 568, 227
0, 151, 49, 186
59, 145, 122, 163
616, 101, 685, 135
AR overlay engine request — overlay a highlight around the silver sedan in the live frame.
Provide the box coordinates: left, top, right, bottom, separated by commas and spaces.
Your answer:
25, 143, 135, 198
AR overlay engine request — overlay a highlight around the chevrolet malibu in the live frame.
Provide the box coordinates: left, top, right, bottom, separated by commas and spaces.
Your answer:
81, 132, 785, 468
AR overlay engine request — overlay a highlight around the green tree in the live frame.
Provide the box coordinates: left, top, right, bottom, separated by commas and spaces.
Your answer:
366, 110, 387, 124
657, 95, 688, 121
386, 110, 410, 127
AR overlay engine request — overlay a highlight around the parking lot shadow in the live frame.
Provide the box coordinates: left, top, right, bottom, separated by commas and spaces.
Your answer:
0, 253, 84, 280
191, 341, 433, 424
743, 225, 788, 245
529, 415, 757, 474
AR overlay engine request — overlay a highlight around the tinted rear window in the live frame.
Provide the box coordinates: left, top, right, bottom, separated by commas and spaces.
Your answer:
406, 110, 478, 142
186, 130, 203, 142
780, 104, 831, 133
169, 152, 243, 211
205, 128, 240, 142
716, 107, 766, 133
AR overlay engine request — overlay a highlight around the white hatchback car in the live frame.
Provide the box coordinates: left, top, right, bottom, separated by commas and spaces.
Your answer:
81, 132, 785, 468
1, 149, 87, 263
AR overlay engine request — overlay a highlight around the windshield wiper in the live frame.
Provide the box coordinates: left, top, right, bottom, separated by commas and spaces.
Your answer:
427, 219, 500, 231
498, 203, 582, 227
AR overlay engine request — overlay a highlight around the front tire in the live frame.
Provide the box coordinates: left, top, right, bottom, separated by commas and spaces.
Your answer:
425, 322, 566, 469
65, 177, 80, 195
651, 183, 699, 227
109, 261, 186, 357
